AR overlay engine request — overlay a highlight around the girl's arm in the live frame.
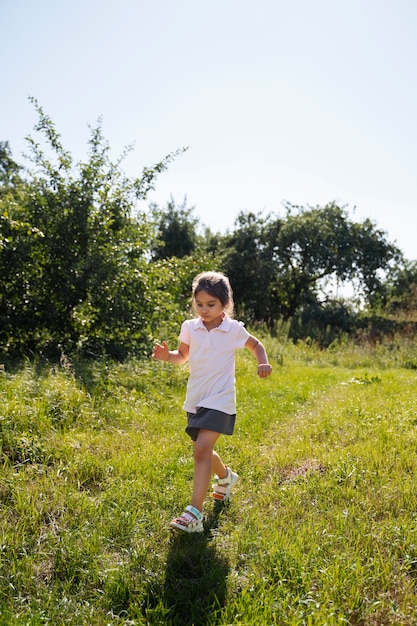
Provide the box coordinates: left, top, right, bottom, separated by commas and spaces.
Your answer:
152, 341, 189, 365
245, 335, 272, 379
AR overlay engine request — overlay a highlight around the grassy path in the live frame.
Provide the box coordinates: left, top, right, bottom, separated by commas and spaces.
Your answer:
1, 344, 417, 624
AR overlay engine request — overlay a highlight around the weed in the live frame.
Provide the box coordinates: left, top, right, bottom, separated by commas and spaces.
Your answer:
1, 340, 417, 623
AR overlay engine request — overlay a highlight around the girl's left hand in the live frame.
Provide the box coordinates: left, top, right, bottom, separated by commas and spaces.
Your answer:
257, 363, 272, 378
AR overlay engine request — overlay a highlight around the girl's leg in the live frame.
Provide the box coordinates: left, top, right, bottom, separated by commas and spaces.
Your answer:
212, 449, 228, 479
191, 429, 220, 512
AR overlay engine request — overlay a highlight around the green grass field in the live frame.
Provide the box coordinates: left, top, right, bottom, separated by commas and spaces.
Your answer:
1, 337, 417, 625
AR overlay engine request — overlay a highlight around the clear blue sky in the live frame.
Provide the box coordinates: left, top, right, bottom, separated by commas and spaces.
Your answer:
1, 0, 416, 259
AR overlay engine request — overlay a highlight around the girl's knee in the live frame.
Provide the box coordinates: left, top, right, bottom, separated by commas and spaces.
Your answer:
193, 440, 213, 462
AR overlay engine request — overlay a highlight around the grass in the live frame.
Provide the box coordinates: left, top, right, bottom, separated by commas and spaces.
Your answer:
1, 337, 417, 624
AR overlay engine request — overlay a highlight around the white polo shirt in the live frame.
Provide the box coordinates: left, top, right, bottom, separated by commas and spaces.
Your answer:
179, 315, 250, 415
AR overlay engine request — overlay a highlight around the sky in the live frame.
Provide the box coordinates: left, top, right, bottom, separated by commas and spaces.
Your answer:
1, 0, 417, 260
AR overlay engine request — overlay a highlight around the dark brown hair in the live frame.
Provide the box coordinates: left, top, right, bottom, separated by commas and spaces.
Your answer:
191, 271, 234, 316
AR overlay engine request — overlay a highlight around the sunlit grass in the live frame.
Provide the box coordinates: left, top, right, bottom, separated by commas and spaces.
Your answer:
1, 339, 417, 624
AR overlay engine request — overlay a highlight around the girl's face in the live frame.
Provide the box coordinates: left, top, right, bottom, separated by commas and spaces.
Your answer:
194, 289, 225, 327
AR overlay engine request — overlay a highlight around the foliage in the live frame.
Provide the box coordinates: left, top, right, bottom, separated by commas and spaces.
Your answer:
0, 99, 191, 358
378, 259, 417, 316
0, 100, 413, 359
151, 197, 199, 260
0, 141, 22, 190
2, 341, 417, 623
221, 203, 402, 333
219, 211, 276, 322
289, 299, 355, 345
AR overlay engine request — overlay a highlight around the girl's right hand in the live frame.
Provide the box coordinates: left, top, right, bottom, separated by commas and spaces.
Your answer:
152, 341, 169, 361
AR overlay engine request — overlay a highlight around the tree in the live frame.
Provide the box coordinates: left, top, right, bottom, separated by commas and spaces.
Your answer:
0, 98, 189, 358
151, 197, 199, 260
0, 141, 22, 191
220, 211, 279, 322
0, 144, 41, 354
221, 203, 402, 331
379, 260, 417, 316
273, 203, 401, 317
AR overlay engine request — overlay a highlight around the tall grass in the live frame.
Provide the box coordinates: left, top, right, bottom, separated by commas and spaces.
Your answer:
1, 337, 417, 624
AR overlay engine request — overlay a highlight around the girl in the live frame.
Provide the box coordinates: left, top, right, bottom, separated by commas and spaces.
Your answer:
152, 271, 272, 533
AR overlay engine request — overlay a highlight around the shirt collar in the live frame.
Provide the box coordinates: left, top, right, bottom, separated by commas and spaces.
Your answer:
194, 315, 232, 332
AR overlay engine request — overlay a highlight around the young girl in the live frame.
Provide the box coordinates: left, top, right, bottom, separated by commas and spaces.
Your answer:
152, 271, 272, 533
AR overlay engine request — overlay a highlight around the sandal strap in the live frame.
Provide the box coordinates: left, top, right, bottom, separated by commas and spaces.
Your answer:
212, 484, 227, 495
185, 505, 203, 520
216, 468, 231, 485
210, 467, 238, 502
173, 512, 195, 526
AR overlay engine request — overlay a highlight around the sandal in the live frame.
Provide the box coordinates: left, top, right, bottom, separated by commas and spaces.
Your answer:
211, 467, 239, 501
170, 505, 204, 533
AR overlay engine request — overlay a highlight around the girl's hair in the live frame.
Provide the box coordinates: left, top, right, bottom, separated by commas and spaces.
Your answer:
192, 271, 234, 316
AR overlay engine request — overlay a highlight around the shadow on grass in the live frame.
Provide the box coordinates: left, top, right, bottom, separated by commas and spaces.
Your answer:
162, 502, 230, 626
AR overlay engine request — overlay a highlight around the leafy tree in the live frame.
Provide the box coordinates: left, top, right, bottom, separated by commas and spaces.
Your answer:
220, 212, 279, 322
151, 197, 199, 260
378, 260, 417, 316
273, 203, 401, 316
0, 141, 22, 191
0, 99, 188, 358
221, 203, 402, 331
0, 144, 41, 354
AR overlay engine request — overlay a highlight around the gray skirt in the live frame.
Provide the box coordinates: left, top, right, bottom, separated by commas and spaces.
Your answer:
186, 407, 236, 441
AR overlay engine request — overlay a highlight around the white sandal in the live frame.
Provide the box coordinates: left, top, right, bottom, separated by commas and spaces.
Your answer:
211, 467, 239, 501
170, 505, 204, 533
